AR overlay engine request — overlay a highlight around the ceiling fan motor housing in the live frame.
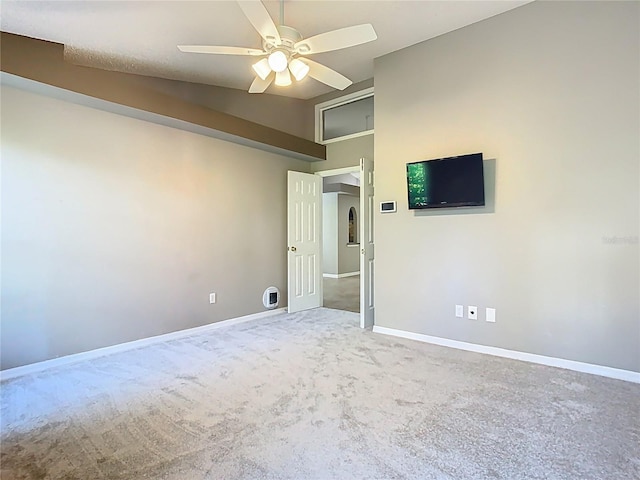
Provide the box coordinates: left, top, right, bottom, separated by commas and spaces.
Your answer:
263, 25, 303, 57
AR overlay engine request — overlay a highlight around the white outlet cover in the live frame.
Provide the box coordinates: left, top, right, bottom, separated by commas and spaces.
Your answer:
468, 306, 478, 320
486, 307, 496, 322
455, 305, 464, 318
209, 293, 216, 304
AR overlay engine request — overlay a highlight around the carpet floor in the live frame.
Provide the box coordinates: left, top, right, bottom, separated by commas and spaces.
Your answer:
1, 308, 639, 479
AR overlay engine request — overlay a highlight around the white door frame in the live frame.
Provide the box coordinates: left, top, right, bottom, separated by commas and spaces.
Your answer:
315, 166, 361, 178
358, 158, 374, 328
315, 163, 374, 328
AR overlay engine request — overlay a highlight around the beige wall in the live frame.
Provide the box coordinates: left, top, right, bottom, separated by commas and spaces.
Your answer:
1, 84, 310, 369
374, 1, 639, 371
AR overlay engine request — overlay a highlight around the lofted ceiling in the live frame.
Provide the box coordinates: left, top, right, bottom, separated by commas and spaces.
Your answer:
0, 1, 531, 100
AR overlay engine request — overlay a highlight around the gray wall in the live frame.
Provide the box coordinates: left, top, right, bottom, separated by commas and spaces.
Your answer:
338, 194, 360, 274
305, 78, 374, 141
322, 193, 339, 275
306, 80, 375, 172
134, 76, 313, 140
374, 1, 639, 372
1, 84, 310, 369
310, 135, 374, 173
322, 193, 360, 276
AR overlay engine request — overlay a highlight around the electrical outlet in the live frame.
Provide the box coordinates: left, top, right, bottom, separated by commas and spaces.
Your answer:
455, 305, 464, 318
486, 308, 496, 323
468, 306, 477, 320
209, 293, 216, 304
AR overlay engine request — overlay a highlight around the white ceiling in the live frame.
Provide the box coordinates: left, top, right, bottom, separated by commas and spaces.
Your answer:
0, 0, 531, 100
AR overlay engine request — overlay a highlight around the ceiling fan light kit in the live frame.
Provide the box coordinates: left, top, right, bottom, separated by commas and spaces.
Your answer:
275, 69, 292, 87
289, 58, 310, 82
267, 50, 288, 72
178, 0, 377, 94
252, 58, 272, 80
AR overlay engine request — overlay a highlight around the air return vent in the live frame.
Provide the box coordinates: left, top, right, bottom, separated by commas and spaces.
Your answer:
263, 287, 280, 310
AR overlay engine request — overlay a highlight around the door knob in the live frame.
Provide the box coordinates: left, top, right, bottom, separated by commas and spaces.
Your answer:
290, 246, 297, 252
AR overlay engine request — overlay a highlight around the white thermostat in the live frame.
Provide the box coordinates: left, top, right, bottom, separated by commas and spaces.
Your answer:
380, 201, 397, 213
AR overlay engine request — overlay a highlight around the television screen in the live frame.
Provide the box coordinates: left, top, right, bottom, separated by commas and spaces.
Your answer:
407, 153, 485, 209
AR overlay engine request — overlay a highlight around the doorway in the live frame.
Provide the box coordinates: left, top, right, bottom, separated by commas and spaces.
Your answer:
287, 159, 374, 328
319, 167, 361, 313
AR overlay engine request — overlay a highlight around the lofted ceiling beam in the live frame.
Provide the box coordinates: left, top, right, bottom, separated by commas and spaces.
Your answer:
0, 32, 326, 162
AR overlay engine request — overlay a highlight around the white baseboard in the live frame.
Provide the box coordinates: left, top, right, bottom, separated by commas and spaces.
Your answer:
372, 326, 640, 384
0, 308, 287, 382
323, 272, 360, 279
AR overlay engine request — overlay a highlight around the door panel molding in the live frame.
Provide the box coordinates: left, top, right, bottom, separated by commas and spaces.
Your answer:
288, 171, 323, 313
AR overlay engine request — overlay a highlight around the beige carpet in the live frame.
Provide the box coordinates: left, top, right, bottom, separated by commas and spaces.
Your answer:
1, 308, 639, 479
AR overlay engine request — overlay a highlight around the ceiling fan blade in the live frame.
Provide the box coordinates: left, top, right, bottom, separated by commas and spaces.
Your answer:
249, 73, 274, 93
295, 24, 377, 55
304, 59, 352, 90
237, 0, 281, 45
178, 45, 264, 56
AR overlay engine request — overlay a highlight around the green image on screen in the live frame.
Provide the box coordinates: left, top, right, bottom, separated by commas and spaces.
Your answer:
407, 162, 428, 208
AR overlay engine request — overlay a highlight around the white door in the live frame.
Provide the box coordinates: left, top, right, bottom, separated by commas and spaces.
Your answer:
360, 158, 375, 328
287, 171, 323, 313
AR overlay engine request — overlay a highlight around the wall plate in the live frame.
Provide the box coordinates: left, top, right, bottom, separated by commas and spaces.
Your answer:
380, 201, 396, 213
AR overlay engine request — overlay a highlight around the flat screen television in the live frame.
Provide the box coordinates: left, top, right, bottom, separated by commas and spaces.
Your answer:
406, 153, 485, 209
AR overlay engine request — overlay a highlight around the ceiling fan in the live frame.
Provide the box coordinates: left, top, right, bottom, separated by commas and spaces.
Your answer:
177, 0, 377, 94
